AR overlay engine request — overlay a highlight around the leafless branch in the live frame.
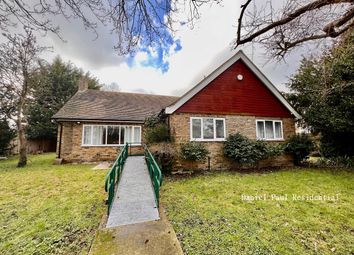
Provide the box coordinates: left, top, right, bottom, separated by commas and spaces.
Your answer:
236, 0, 354, 58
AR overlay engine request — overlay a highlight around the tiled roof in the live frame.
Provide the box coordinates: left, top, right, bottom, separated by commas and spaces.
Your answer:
52, 90, 179, 122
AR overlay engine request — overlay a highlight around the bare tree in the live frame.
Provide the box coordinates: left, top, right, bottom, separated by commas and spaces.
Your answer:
0, 0, 222, 54
1, 1, 352, 57
0, 0, 179, 54
102, 82, 121, 92
0, 28, 48, 167
235, 0, 354, 58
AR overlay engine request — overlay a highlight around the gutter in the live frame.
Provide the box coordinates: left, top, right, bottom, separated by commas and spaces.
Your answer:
52, 118, 145, 124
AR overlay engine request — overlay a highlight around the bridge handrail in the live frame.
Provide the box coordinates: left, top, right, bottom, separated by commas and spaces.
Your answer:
143, 145, 163, 207
104, 143, 129, 214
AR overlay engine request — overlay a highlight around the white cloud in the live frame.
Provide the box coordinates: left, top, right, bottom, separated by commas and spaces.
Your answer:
86, 0, 306, 96
88, 1, 242, 96
3, 0, 312, 95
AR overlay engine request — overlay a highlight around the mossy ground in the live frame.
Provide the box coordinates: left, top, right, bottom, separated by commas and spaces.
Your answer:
162, 168, 354, 255
0, 153, 106, 255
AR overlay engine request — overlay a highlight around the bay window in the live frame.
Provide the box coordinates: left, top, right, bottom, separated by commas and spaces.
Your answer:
256, 120, 283, 140
190, 117, 225, 141
82, 125, 141, 146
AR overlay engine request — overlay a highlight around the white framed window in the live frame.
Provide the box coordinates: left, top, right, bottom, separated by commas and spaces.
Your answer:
190, 117, 226, 141
82, 124, 142, 146
256, 120, 283, 140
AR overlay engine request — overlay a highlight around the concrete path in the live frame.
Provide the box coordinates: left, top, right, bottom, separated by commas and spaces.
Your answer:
106, 156, 160, 228
92, 162, 111, 170
89, 207, 184, 255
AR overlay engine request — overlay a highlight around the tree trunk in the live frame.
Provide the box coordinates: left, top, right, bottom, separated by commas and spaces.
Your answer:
17, 76, 27, 167
17, 122, 27, 167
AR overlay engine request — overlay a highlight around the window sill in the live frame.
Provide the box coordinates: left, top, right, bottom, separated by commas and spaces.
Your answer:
257, 139, 284, 142
190, 139, 226, 142
81, 144, 142, 147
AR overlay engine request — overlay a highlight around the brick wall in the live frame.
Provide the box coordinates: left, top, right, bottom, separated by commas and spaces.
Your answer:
56, 113, 295, 167
57, 122, 144, 162
168, 113, 295, 170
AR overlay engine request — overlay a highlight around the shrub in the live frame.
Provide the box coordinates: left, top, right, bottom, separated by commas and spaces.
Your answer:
144, 123, 171, 144
153, 151, 174, 174
315, 156, 354, 169
180, 142, 209, 161
144, 113, 171, 144
320, 132, 354, 158
284, 134, 315, 165
151, 143, 176, 174
144, 114, 161, 128
0, 119, 16, 156
223, 133, 282, 166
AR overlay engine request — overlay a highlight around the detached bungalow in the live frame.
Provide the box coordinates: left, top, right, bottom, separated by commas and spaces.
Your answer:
52, 91, 177, 162
53, 51, 300, 168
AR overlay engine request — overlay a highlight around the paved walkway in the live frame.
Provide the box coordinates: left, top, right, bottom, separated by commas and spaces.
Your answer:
106, 156, 160, 228
90, 207, 184, 255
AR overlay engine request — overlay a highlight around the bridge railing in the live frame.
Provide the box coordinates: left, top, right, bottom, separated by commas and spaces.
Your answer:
144, 145, 163, 207
104, 143, 129, 214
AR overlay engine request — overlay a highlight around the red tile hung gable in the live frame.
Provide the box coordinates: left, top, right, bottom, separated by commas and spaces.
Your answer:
176, 60, 293, 118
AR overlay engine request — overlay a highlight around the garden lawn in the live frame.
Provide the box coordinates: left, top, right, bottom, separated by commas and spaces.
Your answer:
0, 154, 106, 255
162, 168, 354, 255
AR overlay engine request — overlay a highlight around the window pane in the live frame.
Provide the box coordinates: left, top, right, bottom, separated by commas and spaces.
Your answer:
203, 118, 214, 139
215, 119, 225, 138
125, 126, 133, 143
92, 126, 106, 145
265, 121, 274, 139
274, 122, 282, 139
192, 119, 201, 139
133, 127, 141, 143
120, 126, 125, 144
257, 121, 265, 139
107, 126, 120, 144
83, 126, 91, 144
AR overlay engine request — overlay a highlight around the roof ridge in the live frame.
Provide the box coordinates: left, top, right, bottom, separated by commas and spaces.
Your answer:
85, 89, 180, 98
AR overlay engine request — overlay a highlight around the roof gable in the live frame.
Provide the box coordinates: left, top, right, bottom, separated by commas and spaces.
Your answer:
165, 51, 301, 119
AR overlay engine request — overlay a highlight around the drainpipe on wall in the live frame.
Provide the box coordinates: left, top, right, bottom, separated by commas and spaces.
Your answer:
58, 123, 63, 159
166, 112, 171, 138
207, 156, 211, 171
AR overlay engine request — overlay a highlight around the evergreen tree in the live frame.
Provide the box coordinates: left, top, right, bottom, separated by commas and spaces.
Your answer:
0, 118, 16, 156
26, 56, 101, 140
288, 31, 354, 157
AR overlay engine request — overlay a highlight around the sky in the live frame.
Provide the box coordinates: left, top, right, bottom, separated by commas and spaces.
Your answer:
26, 1, 312, 95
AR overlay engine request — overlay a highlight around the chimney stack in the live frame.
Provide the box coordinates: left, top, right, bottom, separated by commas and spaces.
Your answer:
78, 77, 88, 91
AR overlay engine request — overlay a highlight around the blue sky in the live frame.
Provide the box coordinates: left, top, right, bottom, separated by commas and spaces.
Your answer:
126, 1, 182, 74
127, 38, 182, 74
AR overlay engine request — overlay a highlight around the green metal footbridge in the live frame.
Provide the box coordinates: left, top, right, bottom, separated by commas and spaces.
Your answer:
104, 144, 163, 227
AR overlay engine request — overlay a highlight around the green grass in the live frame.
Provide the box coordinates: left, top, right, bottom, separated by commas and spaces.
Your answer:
161, 169, 354, 255
0, 154, 106, 255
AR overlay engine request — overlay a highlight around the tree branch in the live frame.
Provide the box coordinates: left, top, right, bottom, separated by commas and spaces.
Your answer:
284, 20, 354, 51
237, 0, 251, 45
236, 0, 354, 46
323, 6, 354, 36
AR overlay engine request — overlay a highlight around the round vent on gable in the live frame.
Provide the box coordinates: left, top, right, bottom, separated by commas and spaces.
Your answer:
236, 74, 243, 81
